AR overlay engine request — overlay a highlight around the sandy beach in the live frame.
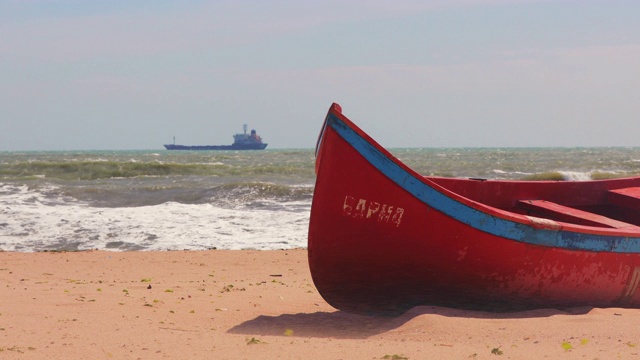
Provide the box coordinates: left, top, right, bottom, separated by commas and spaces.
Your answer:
0, 249, 638, 359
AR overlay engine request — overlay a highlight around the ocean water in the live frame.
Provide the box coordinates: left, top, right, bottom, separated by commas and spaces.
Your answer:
2, 147, 640, 252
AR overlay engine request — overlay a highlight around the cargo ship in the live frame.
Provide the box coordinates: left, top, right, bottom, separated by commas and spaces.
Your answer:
164, 125, 268, 150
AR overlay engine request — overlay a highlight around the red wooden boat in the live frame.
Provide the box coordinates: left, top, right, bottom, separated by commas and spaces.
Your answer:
308, 103, 640, 314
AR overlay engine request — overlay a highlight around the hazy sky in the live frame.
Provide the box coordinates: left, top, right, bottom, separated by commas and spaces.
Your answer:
1, 0, 639, 150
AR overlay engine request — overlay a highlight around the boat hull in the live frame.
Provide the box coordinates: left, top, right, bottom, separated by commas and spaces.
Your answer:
308, 103, 640, 314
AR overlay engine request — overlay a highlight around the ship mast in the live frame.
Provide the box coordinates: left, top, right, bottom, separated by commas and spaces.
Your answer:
243, 124, 248, 135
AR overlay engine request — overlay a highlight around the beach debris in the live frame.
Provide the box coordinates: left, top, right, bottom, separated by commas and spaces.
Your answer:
490, 347, 503, 355
561, 342, 573, 351
381, 355, 408, 360
269, 274, 283, 277
221, 284, 245, 293
0, 346, 36, 354
246, 337, 266, 345
284, 329, 294, 336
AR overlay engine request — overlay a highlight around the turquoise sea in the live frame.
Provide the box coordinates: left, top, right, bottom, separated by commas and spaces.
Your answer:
2, 147, 640, 251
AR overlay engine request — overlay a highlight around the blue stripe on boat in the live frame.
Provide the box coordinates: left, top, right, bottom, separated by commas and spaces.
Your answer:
327, 113, 640, 254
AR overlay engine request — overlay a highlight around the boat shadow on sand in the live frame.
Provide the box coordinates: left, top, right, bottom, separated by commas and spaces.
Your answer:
227, 305, 593, 339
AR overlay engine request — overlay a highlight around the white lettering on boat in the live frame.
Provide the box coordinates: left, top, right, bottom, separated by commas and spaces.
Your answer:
342, 195, 404, 227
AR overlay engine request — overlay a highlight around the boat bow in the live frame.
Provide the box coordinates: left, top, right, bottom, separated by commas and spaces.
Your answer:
309, 103, 640, 314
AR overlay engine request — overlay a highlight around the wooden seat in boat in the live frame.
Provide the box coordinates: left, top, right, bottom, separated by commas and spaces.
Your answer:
518, 199, 635, 229
609, 187, 640, 210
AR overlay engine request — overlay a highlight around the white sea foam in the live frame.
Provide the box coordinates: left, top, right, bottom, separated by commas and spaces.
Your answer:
559, 171, 594, 181
0, 184, 309, 252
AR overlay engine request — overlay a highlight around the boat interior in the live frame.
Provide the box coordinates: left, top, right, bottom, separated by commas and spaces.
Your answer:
427, 177, 640, 229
